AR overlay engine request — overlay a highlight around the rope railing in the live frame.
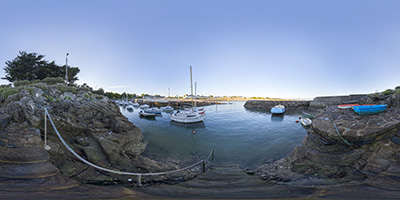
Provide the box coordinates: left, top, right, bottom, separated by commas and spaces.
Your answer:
328, 111, 352, 146
43, 108, 214, 186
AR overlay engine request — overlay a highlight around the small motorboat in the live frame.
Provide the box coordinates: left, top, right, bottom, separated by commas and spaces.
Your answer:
271, 105, 285, 114
353, 105, 387, 116
139, 104, 150, 109
338, 104, 360, 109
139, 110, 156, 118
131, 102, 140, 107
144, 107, 162, 114
160, 106, 174, 112
338, 104, 375, 109
300, 118, 312, 126
126, 105, 134, 112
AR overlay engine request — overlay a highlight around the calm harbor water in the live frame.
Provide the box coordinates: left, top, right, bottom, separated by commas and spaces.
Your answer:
121, 101, 308, 169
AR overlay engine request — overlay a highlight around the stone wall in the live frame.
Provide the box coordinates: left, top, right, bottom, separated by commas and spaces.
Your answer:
309, 94, 367, 110
244, 94, 368, 111
243, 100, 310, 111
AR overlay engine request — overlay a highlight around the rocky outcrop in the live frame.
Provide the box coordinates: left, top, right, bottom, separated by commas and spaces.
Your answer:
257, 93, 400, 188
0, 83, 179, 188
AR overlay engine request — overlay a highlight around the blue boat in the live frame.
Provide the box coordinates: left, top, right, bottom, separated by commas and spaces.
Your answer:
352, 105, 387, 116
271, 105, 285, 114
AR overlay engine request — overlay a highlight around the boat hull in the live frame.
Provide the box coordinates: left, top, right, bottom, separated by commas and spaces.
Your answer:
352, 105, 387, 116
170, 112, 205, 123
139, 111, 157, 117
271, 105, 285, 114
300, 118, 312, 126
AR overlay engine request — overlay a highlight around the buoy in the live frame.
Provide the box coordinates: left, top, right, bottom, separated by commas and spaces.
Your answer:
295, 120, 300, 123
299, 117, 302, 119
193, 131, 195, 134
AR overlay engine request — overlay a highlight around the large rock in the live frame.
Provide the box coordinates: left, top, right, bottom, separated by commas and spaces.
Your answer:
0, 83, 177, 186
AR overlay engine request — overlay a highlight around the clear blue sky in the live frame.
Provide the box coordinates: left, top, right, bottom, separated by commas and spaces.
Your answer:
1, 0, 399, 99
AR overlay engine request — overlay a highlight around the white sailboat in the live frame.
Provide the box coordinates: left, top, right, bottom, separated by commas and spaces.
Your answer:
170, 66, 205, 123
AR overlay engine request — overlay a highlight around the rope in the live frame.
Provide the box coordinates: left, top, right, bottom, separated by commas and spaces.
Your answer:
44, 108, 212, 176
328, 111, 352, 146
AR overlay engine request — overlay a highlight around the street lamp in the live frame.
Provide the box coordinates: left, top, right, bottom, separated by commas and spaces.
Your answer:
65, 53, 69, 84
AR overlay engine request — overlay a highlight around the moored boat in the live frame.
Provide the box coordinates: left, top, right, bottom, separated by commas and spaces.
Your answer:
126, 105, 134, 112
300, 117, 312, 126
271, 105, 285, 114
353, 105, 387, 116
144, 107, 162, 114
160, 106, 174, 112
170, 66, 205, 123
139, 104, 150, 109
338, 104, 360, 109
338, 104, 375, 109
139, 110, 157, 117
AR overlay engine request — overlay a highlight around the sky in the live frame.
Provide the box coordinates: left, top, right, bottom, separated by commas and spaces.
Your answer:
0, 0, 399, 99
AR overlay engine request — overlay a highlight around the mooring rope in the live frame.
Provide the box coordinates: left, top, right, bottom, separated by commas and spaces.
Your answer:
328, 111, 352, 146
44, 108, 213, 177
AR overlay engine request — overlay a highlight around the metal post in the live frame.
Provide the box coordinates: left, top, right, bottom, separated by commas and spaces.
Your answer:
44, 109, 47, 145
137, 175, 142, 187
212, 149, 214, 162
65, 53, 69, 84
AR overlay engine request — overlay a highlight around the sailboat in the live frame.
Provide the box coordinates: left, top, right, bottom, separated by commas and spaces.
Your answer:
170, 66, 206, 123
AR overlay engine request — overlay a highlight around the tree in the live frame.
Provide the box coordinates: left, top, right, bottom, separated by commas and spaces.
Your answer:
3, 51, 80, 83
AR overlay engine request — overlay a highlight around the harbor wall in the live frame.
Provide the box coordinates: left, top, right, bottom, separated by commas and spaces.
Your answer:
244, 94, 368, 111
243, 100, 310, 110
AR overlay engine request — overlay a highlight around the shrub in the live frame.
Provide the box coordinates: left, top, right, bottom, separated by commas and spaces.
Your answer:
382, 89, 395, 96
14, 80, 31, 87
42, 77, 65, 85
0, 87, 20, 98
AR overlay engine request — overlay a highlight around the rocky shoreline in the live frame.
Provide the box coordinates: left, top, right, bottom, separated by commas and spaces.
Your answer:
2, 82, 400, 199
256, 92, 400, 195
0, 83, 198, 198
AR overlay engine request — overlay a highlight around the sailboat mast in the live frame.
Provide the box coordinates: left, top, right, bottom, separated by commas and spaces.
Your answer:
190, 66, 194, 109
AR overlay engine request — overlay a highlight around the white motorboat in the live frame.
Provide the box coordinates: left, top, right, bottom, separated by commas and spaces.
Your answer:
300, 117, 312, 126
160, 106, 174, 112
139, 104, 150, 109
139, 110, 156, 118
126, 105, 134, 112
170, 66, 205, 123
144, 107, 162, 114
271, 105, 285, 114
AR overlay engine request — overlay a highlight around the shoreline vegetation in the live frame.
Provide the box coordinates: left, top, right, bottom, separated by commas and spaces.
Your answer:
1, 79, 400, 199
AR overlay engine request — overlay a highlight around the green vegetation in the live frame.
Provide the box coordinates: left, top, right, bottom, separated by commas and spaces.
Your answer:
3, 51, 80, 84
0, 87, 20, 98
382, 89, 395, 95
14, 77, 65, 87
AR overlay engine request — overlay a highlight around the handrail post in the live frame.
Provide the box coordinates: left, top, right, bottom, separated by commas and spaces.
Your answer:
44, 109, 47, 145
137, 175, 142, 187
212, 149, 214, 162
202, 161, 205, 172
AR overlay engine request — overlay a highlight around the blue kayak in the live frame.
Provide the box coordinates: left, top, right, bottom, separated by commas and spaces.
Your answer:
352, 105, 387, 116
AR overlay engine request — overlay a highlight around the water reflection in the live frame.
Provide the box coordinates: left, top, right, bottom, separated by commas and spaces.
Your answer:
169, 121, 206, 129
139, 115, 157, 121
271, 115, 284, 122
124, 101, 308, 168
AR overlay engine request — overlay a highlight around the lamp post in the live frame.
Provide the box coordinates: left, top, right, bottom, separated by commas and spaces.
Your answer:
65, 53, 69, 84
